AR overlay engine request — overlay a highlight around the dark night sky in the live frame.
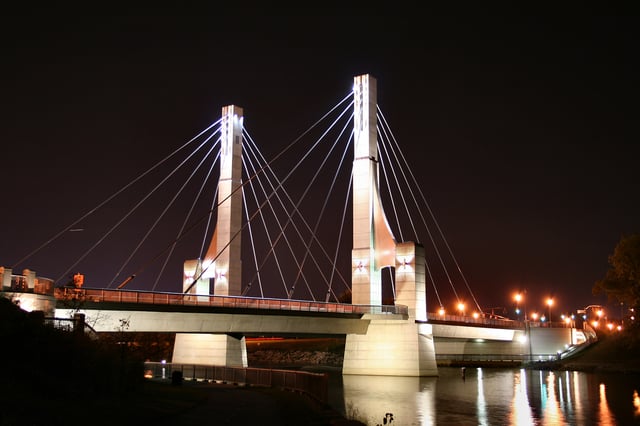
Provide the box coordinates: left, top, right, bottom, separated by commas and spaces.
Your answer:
1, 12, 639, 317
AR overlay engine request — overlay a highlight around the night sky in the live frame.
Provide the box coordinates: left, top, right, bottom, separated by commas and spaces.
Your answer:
1, 12, 638, 318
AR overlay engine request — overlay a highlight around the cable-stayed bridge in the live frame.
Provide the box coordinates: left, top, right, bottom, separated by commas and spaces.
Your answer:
2, 74, 588, 377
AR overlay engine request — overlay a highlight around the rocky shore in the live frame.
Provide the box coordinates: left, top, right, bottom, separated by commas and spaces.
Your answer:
249, 349, 344, 368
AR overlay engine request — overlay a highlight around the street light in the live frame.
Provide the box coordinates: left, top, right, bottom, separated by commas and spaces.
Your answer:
457, 302, 465, 316
546, 298, 554, 324
514, 293, 522, 319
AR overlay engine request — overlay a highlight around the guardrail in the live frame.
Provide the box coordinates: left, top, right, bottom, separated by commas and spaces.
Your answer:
435, 353, 564, 363
427, 312, 521, 328
55, 287, 408, 316
143, 362, 328, 404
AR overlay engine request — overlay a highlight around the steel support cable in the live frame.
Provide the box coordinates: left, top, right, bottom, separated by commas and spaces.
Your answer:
243, 139, 315, 299
198, 170, 221, 260
377, 120, 419, 239
13, 118, 222, 270
242, 131, 351, 299
241, 186, 264, 298
377, 108, 462, 301
242, 113, 348, 301
108, 142, 219, 288
141, 94, 355, 293
379, 112, 482, 312
326, 169, 354, 302
378, 109, 479, 309
386, 267, 396, 301
287, 112, 355, 299
55, 130, 219, 285
152, 147, 222, 291
424, 258, 444, 309
241, 103, 354, 299
377, 137, 406, 242
242, 140, 313, 298
241, 147, 291, 297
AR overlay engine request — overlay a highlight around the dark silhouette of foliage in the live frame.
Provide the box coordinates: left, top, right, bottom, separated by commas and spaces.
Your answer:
593, 234, 640, 321
0, 296, 145, 397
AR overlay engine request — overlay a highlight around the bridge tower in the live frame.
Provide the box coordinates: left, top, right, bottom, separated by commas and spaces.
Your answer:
343, 74, 438, 376
172, 105, 248, 367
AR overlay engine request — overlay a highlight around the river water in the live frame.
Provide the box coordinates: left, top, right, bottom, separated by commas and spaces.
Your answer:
322, 367, 640, 425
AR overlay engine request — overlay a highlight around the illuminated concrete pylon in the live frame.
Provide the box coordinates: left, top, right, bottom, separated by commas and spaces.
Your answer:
344, 74, 438, 376
182, 105, 244, 299
350, 74, 396, 306
173, 105, 247, 367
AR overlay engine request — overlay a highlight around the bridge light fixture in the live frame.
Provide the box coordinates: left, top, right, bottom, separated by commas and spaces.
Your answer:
472, 312, 479, 319
354, 261, 366, 274
397, 257, 413, 273
438, 307, 445, 316
457, 302, 465, 315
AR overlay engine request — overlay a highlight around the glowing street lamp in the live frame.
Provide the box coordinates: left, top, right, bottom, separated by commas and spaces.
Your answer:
457, 302, 465, 316
438, 307, 445, 316
514, 293, 522, 319
546, 298, 554, 323
531, 312, 539, 321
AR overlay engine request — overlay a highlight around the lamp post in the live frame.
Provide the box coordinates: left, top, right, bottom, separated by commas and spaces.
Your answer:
546, 298, 554, 325
457, 302, 465, 317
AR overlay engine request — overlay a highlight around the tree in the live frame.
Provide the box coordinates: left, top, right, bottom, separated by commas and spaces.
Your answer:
593, 234, 640, 314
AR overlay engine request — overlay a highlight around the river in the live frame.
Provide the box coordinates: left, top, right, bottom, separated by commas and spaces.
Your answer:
320, 367, 640, 425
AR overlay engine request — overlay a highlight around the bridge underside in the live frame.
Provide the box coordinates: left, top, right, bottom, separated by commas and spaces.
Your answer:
55, 306, 372, 335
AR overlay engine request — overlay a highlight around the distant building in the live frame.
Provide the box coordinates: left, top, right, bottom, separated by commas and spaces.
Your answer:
0, 266, 56, 315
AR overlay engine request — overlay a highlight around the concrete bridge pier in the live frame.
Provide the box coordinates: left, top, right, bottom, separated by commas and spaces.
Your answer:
343, 242, 438, 376
172, 333, 247, 367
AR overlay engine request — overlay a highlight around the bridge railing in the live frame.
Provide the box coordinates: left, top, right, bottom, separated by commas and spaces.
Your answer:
60, 287, 408, 316
143, 362, 328, 404
427, 312, 523, 328
435, 353, 564, 364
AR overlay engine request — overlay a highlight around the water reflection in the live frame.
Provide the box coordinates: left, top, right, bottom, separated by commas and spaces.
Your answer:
510, 369, 534, 425
342, 375, 436, 425
337, 368, 637, 425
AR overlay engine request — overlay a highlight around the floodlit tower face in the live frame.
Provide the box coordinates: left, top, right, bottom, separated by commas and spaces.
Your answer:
351, 74, 396, 306
183, 105, 243, 297
203, 105, 244, 296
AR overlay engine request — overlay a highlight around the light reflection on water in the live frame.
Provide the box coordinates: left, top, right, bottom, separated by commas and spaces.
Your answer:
331, 367, 640, 425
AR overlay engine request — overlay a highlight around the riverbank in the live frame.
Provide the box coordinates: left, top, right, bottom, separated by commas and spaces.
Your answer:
526, 331, 640, 374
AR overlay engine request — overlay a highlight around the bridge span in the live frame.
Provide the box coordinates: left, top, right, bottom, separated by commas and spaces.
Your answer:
48, 287, 589, 365
2, 283, 592, 370
2, 74, 595, 376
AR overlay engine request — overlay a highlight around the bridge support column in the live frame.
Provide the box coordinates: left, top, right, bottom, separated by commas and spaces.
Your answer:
344, 242, 437, 376
172, 333, 247, 367
343, 317, 437, 376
